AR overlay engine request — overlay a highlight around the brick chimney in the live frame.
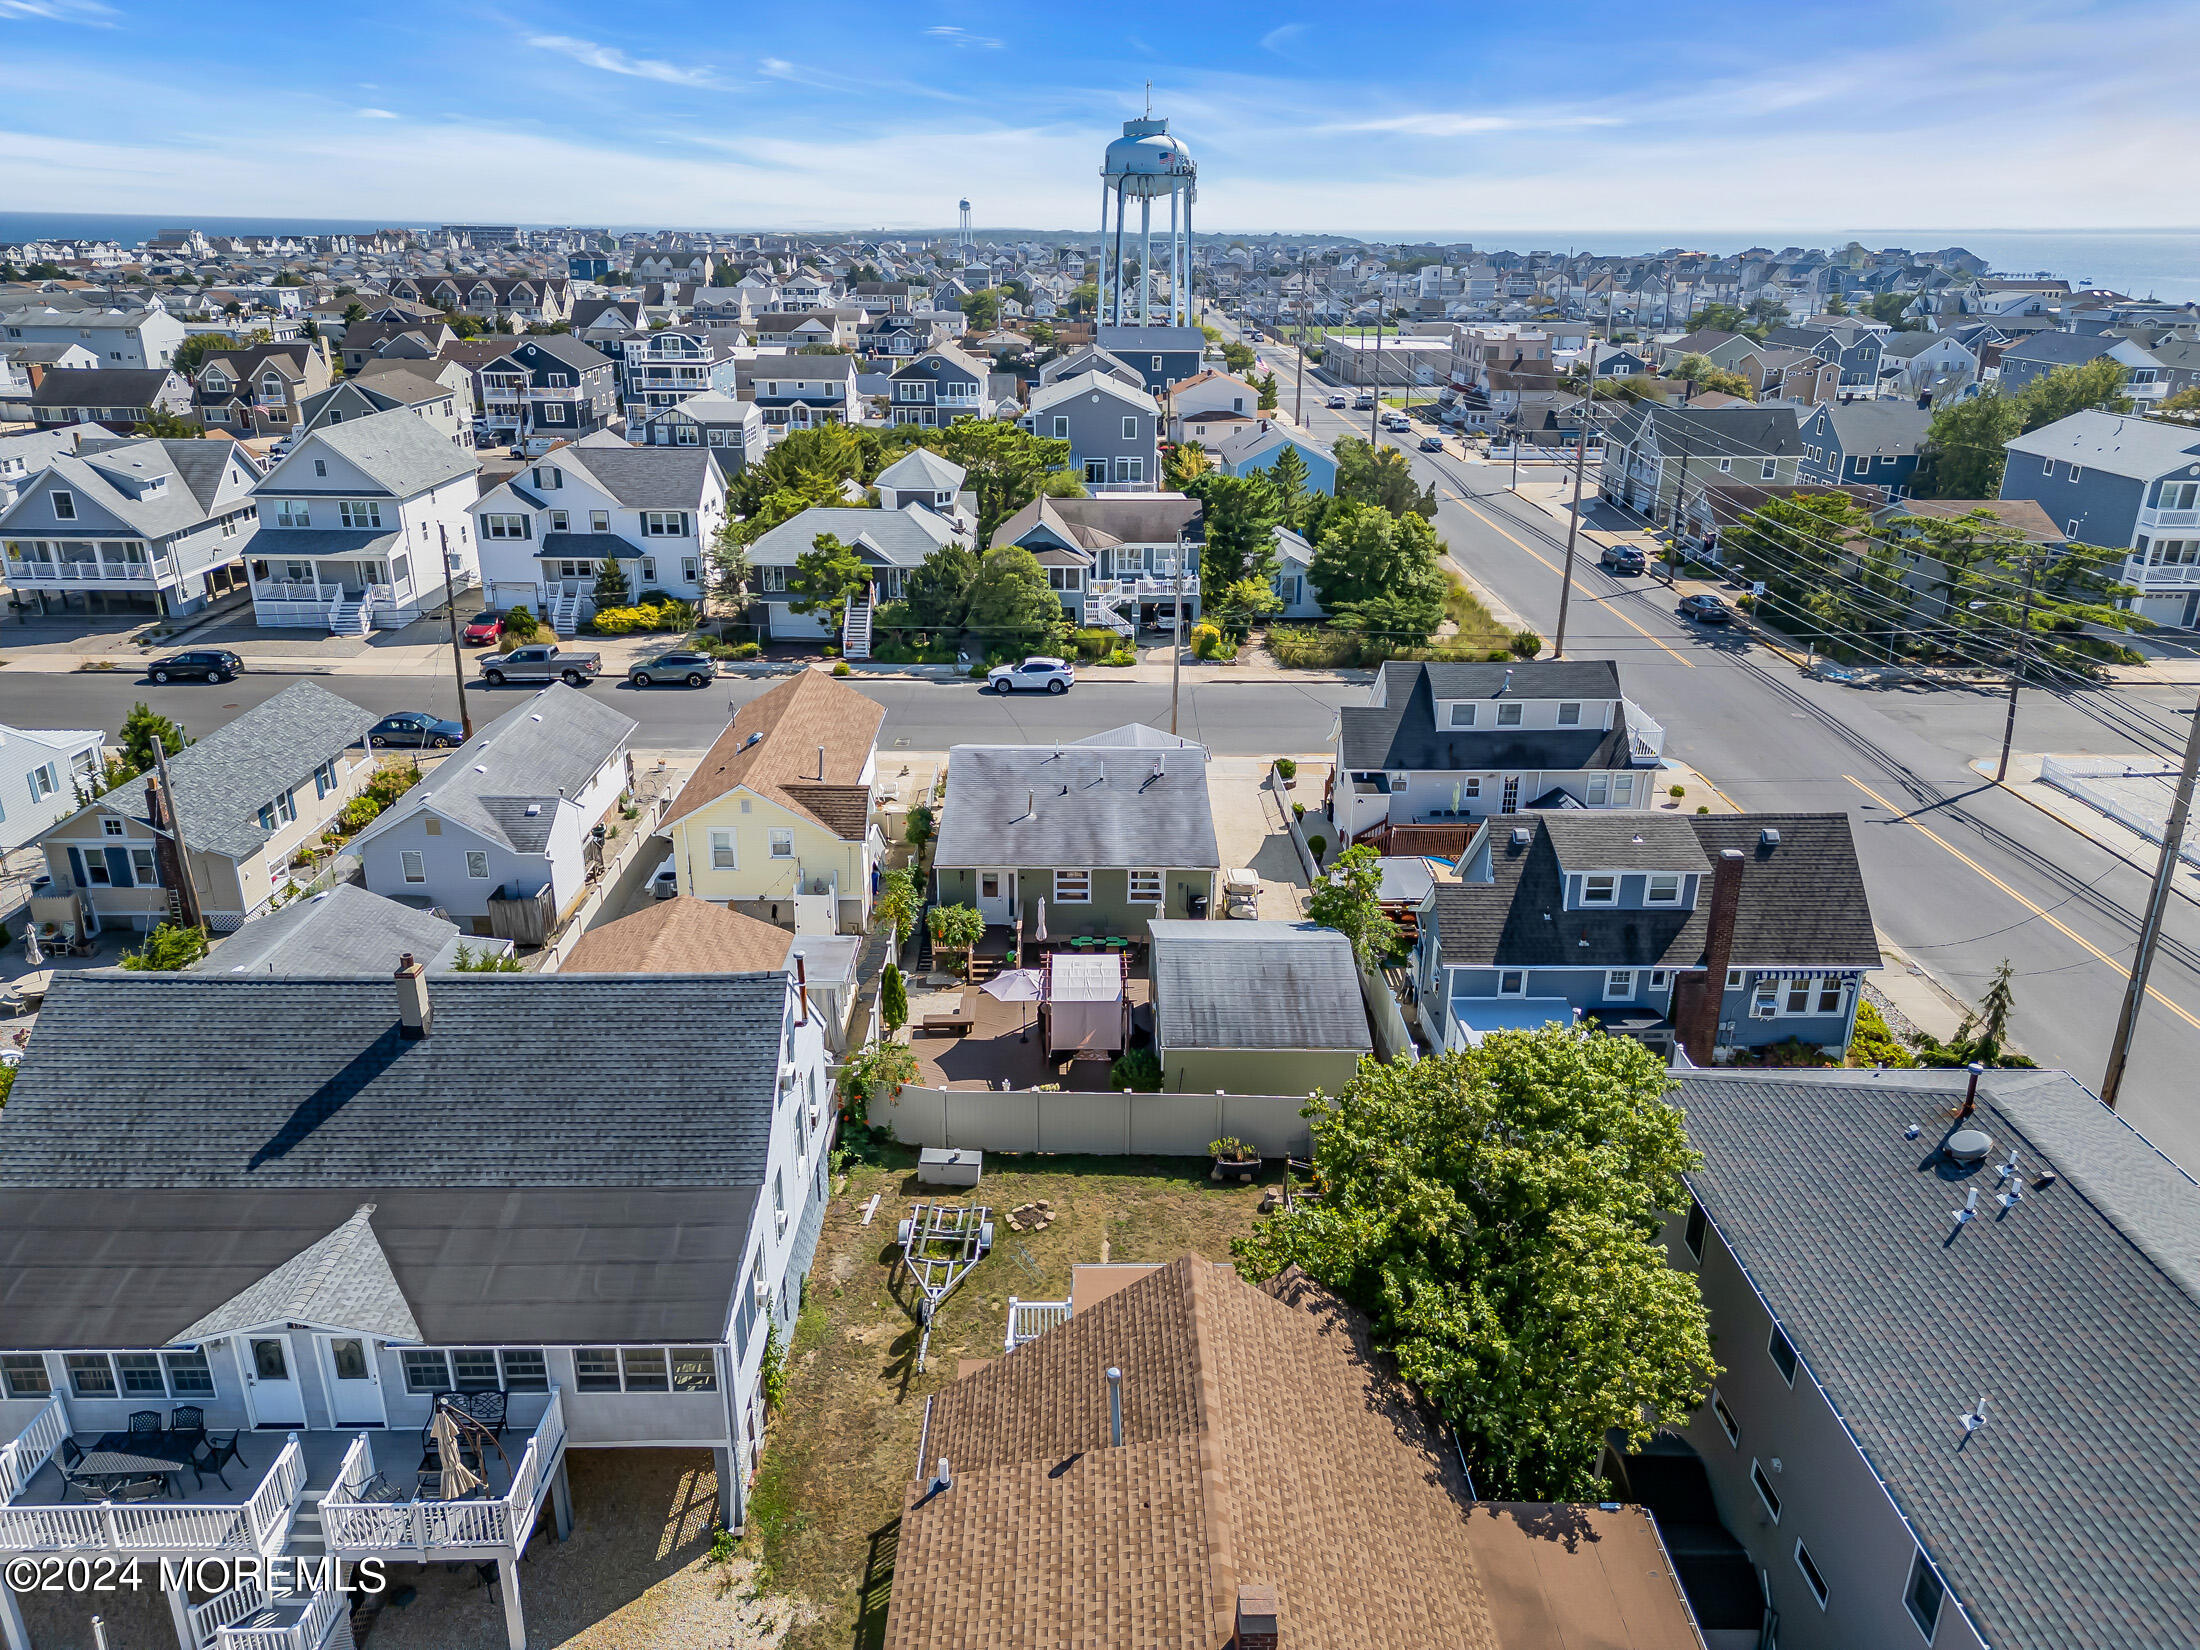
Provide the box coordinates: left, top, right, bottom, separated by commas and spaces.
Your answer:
394, 953, 432, 1040
1675, 849, 1745, 1065
143, 772, 169, 832
1234, 1584, 1279, 1650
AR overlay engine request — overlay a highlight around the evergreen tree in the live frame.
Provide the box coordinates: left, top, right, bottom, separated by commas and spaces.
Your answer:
1185, 472, 1282, 590
1264, 443, 1311, 528
118, 703, 189, 775
880, 962, 908, 1033
903, 543, 978, 631
965, 546, 1065, 651
1309, 501, 1447, 640
786, 533, 870, 633
592, 556, 631, 607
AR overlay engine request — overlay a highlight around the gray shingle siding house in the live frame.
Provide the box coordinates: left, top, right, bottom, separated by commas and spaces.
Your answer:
747, 502, 969, 639
1601, 403, 1804, 526
1997, 410, 2200, 629
1763, 321, 1885, 389
886, 345, 993, 427
473, 335, 620, 451
28, 367, 194, 433
1414, 811, 1879, 1063
1795, 400, 1931, 497
0, 967, 835, 1648
1092, 323, 1207, 392
1022, 370, 1161, 491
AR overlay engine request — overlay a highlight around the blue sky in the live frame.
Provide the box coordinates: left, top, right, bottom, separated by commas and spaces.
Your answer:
3, 0, 2196, 233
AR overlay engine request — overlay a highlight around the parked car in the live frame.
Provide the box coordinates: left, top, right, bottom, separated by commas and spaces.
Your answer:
1418, 434, 1446, 452
367, 712, 465, 749
1677, 593, 1734, 625
628, 650, 718, 688
986, 656, 1075, 695
480, 643, 603, 686
146, 649, 242, 684
1381, 413, 1411, 433
650, 862, 680, 901
1600, 545, 1647, 574
1353, 392, 1376, 410
1326, 392, 1349, 408
461, 609, 504, 645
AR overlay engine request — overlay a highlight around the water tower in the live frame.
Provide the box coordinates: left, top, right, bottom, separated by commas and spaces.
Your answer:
1098, 103, 1196, 328
957, 198, 974, 260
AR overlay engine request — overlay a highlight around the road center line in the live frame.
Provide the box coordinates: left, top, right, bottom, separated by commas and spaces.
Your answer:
1448, 493, 1696, 669
1843, 773, 2200, 1032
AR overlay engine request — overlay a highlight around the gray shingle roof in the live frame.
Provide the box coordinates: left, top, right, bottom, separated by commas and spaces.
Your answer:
1340, 663, 1635, 774
27, 368, 178, 407
351, 683, 635, 855
2003, 410, 2200, 478
875, 447, 966, 492
0, 971, 789, 1189
1148, 920, 1371, 1053
176, 1202, 421, 1343
1609, 401, 1802, 457
97, 681, 376, 861
9, 438, 251, 540
1541, 813, 1711, 875
1808, 399, 1931, 456
560, 433, 716, 508
192, 883, 466, 975
261, 406, 474, 498
748, 503, 961, 567
934, 744, 1220, 871
1673, 1067, 2200, 1650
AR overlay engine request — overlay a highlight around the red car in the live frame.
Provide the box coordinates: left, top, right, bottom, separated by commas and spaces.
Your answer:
461, 609, 503, 645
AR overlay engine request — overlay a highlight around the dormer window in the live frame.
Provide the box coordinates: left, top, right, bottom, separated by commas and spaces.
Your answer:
1447, 702, 1476, 728
1496, 702, 1523, 727
1646, 873, 1681, 905
1581, 874, 1617, 906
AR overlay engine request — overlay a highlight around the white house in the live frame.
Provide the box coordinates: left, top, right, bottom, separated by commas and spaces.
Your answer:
472, 432, 730, 633
1165, 368, 1260, 445
351, 684, 638, 939
246, 408, 481, 633
0, 723, 104, 851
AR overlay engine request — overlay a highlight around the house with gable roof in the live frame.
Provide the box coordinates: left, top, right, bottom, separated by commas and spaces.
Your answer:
747, 499, 971, 641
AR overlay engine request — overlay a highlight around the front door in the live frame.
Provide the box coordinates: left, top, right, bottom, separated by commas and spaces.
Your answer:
319, 1335, 387, 1427
975, 870, 1015, 926
1500, 776, 1521, 815
243, 1334, 307, 1428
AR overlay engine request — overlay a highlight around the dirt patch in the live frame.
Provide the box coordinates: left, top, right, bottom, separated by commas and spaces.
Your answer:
745, 1149, 1269, 1650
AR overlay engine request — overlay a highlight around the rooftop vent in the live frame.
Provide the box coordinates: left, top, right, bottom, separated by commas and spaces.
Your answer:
741, 730, 763, 750
1946, 1127, 1993, 1166
523, 802, 542, 817
1510, 827, 1530, 847
1760, 827, 1782, 847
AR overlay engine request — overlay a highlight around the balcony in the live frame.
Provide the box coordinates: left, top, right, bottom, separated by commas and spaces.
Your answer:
2140, 507, 2200, 533
7, 556, 173, 586
320, 1387, 565, 1560
1624, 699, 1667, 762
2127, 558, 2200, 589
0, 1394, 315, 1557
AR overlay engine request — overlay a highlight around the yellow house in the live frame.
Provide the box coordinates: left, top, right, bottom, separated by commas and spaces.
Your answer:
661, 670, 886, 934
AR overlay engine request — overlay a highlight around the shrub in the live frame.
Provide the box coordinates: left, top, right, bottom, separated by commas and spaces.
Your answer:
1509, 630, 1543, 659
1110, 1047, 1162, 1092
1695, 804, 1710, 815
504, 605, 539, 641
1669, 784, 1686, 798
1267, 626, 1358, 669
587, 600, 697, 636
927, 902, 985, 975
1103, 648, 1137, 666
760, 1321, 788, 1412
880, 962, 908, 1033
1847, 999, 1914, 1068
1274, 757, 1298, 780
118, 921, 207, 972
1070, 626, 1120, 661
832, 660, 852, 676
968, 661, 989, 679
450, 944, 524, 972
1306, 833, 1327, 866
729, 640, 761, 660
838, 1037, 918, 1120
337, 795, 382, 832
1209, 1136, 1253, 1160
1190, 621, 1224, 659
1292, 800, 1306, 819
1485, 649, 1512, 662
365, 762, 420, 808
904, 804, 934, 849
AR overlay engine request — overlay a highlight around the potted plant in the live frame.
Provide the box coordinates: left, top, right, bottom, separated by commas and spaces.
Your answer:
1210, 1136, 1259, 1183
1273, 756, 1298, 789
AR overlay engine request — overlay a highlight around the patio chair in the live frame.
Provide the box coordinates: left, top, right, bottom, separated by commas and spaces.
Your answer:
192, 1430, 247, 1489
105, 1474, 169, 1505
920, 986, 977, 1037
458, 1388, 508, 1441
168, 1406, 205, 1444
356, 1472, 404, 1505
126, 1411, 163, 1437
55, 1439, 115, 1502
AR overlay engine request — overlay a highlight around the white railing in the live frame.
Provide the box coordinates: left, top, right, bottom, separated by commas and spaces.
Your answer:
2141, 508, 2200, 531
0, 1433, 298, 1555
192, 1574, 273, 1642
1083, 479, 1160, 494
210, 1585, 348, 1650
257, 581, 339, 602
0, 1394, 68, 1504
241, 1434, 306, 1554
1091, 572, 1198, 602
2128, 560, 2200, 588
322, 1387, 563, 1557
1004, 1297, 1071, 1351
5, 559, 166, 584
1623, 699, 1666, 762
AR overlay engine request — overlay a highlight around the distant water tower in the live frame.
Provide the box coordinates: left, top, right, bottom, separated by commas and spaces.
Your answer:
958, 199, 974, 260
1098, 97, 1196, 328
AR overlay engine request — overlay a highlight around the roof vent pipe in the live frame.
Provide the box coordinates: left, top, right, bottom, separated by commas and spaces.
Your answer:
1499, 667, 1513, 695
1106, 1366, 1123, 1447
817, 744, 826, 780
1960, 1060, 1985, 1119
931, 1456, 951, 1493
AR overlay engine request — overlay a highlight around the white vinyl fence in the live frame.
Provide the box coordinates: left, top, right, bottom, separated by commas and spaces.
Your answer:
2041, 756, 2200, 869
877, 1084, 1319, 1158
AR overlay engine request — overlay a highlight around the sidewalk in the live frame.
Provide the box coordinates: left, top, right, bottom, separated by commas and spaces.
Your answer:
1976, 752, 2200, 910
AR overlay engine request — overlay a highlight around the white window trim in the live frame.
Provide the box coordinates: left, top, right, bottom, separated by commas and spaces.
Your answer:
1793, 1539, 1829, 1609
400, 849, 426, 884
1053, 868, 1092, 904
1497, 969, 1526, 996
1603, 969, 1634, 1000
1751, 1457, 1782, 1522
1580, 874, 1617, 906
1710, 1387, 1739, 1446
709, 829, 737, 870
1645, 873, 1681, 905
1128, 869, 1164, 904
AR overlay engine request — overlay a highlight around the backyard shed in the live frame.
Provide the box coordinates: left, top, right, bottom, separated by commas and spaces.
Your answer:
1043, 950, 1127, 1058
1148, 919, 1373, 1095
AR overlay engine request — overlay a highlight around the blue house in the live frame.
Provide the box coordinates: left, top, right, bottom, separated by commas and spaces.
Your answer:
566, 254, 612, 281
1216, 424, 1337, 495
1412, 811, 1879, 1064
1094, 323, 1207, 393
1795, 400, 1931, 498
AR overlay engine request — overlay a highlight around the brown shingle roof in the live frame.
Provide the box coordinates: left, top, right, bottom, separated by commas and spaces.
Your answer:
661, 669, 882, 840
561, 897, 791, 975
884, 1255, 1701, 1650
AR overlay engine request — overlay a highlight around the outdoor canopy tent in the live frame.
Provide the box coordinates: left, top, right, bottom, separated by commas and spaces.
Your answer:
1043, 950, 1127, 1057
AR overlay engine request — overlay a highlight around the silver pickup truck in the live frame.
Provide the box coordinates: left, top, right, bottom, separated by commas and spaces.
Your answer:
479, 643, 603, 687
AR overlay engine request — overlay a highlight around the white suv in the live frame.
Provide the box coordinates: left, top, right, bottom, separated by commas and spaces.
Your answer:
986, 656, 1075, 695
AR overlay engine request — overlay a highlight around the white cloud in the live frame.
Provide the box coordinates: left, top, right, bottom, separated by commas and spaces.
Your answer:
526, 33, 719, 87
1325, 110, 1623, 136
925, 25, 1001, 49
1259, 22, 1305, 54
357, 108, 397, 119
0, 0, 114, 24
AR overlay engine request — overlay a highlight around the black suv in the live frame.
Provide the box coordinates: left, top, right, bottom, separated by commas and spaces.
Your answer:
147, 650, 243, 684
1600, 544, 1646, 574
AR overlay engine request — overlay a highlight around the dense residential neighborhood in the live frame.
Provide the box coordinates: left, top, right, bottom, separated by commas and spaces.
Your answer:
1, 20, 2198, 1649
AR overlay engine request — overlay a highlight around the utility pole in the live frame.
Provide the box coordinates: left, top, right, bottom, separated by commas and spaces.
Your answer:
1293, 241, 1310, 425
1994, 556, 2037, 784
1168, 535, 1187, 737
2100, 690, 2200, 1110
1369, 317, 1383, 445
437, 525, 474, 739
1554, 342, 1600, 659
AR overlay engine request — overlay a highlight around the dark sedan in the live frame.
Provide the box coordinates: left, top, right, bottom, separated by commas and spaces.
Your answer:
146, 650, 242, 684
1677, 593, 1735, 625
368, 712, 466, 749
628, 650, 719, 688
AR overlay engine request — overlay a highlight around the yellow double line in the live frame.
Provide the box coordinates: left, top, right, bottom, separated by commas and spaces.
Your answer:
1844, 774, 2200, 1032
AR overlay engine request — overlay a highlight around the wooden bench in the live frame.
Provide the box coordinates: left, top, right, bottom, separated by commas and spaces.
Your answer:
921, 987, 977, 1037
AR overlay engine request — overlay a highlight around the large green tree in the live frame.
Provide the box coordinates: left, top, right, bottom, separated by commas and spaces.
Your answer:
1914, 393, 2025, 498
1264, 442, 1311, 528
1890, 506, 2143, 673
964, 546, 1066, 650
1233, 1029, 1717, 1500
919, 420, 1071, 542
903, 542, 979, 630
786, 533, 870, 632
2016, 357, 2131, 432
1332, 436, 1437, 520
1306, 843, 1398, 969
1185, 472, 1281, 591
1309, 500, 1447, 644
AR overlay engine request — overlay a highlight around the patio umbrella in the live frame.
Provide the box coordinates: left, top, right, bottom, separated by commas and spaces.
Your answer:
982, 966, 1046, 1043
23, 924, 42, 968
1033, 899, 1049, 945
429, 1405, 484, 1499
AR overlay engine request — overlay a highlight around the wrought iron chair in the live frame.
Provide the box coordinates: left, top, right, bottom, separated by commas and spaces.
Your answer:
457, 1389, 508, 1441
192, 1430, 247, 1489
126, 1411, 163, 1437
105, 1474, 169, 1504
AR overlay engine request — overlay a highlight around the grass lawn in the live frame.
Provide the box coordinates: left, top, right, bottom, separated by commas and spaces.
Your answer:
746, 1143, 1270, 1649
1443, 573, 1518, 654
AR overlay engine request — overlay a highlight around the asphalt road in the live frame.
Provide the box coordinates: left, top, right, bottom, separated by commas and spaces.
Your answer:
1230, 311, 2200, 1165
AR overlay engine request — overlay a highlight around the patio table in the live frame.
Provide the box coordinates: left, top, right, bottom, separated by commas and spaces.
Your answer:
15, 969, 53, 1007
83, 1431, 199, 1493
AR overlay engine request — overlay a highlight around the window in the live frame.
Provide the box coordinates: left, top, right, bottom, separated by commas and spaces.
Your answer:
1760, 458, 1777, 480
1785, 976, 1813, 1014
400, 849, 425, 884
1556, 702, 1581, 726
257, 789, 296, 831
1496, 701, 1523, 726
1751, 1459, 1782, 1521
671, 1349, 719, 1392
483, 514, 530, 540
1727, 968, 1745, 991
130, 848, 157, 884
1646, 873, 1681, 905
1648, 968, 1670, 991
683, 557, 699, 583
532, 465, 563, 490
1129, 869, 1164, 904
1768, 1322, 1798, 1385
550, 510, 569, 532
275, 499, 311, 528
451, 1350, 501, 1391
115, 1353, 167, 1393
1613, 773, 1633, 804
2157, 480, 2200, 511
1904, 1550, 1946, 1638
52, 489, 75, 521
1683, 1199, 1707, 1258
1794, 1540, 1828, 1608
465, 851, 490, 879
1586, 774, 1609, 805
339, 501, 383, 528
1121, 415, 1139, 440
1710, 1388, 1740, 1445
1447, 702, 1476, 727
1604, 969, 1635, 1000
311, 759, 338, 800
710, 829, 736, 869
2043, 458, 2058, 477
773, 1171, 788, 1236
1054, 869, 1092, 903
590, 510, 610, 532
1498, 969, 1525, 995
329, 1340, 371, 1381
66, 1354, 118, 1397
1, 1356, 50, 1400
1816, 978, 1845, 1015
642, 511, 687, 536
1051, 415, 1068, 438
574, 1349, 623, 1392
641, 557, 657, 583
541, 404, 568, 423
1582, 873, 1617, 905
402, 1350, 450, 1393
499, 1349, 549, 1391
26, 761, 58, 802
768, 828, 794, 859
1718, 457, 1733, 473
313, 460, 327, 477
1114, 457, 1144, 483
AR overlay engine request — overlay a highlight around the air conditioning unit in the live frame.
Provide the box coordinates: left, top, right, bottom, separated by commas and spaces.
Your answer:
753, 1275, 772, 1310
1751, 1002, 1778, 1020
